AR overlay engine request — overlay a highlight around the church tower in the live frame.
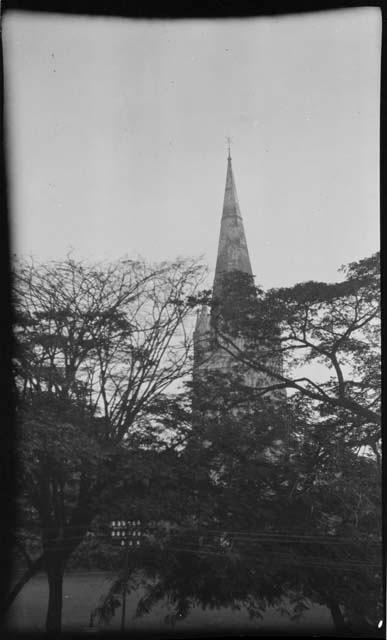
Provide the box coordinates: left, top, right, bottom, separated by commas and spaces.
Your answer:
193, 150, 286, 406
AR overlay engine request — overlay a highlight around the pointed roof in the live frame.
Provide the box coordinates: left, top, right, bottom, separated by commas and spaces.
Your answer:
212, 154, 253, 300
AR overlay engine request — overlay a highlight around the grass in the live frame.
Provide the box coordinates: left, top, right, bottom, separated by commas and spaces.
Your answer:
6, 571, 333, 634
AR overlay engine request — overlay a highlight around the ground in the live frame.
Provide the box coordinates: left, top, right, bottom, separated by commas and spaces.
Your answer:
6, 572, 333, 634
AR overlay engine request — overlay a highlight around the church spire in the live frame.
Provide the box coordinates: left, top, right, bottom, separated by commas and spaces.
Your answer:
212, 151, 253, 300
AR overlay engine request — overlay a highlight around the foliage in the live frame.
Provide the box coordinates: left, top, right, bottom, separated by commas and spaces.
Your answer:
10, 255, 205, 632
93, 252, 382, 633
13, 256, 206, 438
106, 388, 381, 633
208, 254, 380, 435
11, 251, 382, 634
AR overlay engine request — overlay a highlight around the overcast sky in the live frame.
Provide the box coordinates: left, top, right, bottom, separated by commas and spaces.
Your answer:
3, 8, 381, 289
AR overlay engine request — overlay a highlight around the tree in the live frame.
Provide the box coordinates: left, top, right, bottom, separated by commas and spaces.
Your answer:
89, 385, 382, 633
195, 253, 381, 631
211, 253, 380, 430
90, 252, 382, 633
10, 255, 205, 633
91, 388, 292, 628
97, 388, 382, 633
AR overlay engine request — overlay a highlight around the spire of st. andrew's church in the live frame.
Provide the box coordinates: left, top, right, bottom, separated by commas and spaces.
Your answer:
212, 145, 253, 300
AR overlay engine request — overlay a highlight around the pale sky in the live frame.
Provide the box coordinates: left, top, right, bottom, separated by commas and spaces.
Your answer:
3, 8, 381, 289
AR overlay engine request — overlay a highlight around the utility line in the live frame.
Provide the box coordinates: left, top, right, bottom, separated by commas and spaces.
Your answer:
16, 524, 381, 545
15, 533, 382, 551
14, 539, 381, 569
16, 532, 381, 550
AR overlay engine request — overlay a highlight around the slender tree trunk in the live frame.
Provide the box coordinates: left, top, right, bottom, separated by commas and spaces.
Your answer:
328, 599, 347, 632
45, 552, 65, 634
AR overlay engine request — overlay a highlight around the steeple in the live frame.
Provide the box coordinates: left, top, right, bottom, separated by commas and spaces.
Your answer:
193, 148, 286, 412
212, 152, 253, 300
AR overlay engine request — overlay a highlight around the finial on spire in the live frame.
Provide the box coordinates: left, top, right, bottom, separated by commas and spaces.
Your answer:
226, 136, 232, 159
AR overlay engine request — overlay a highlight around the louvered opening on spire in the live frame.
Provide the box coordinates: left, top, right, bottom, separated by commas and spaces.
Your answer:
212, 155, 253, 301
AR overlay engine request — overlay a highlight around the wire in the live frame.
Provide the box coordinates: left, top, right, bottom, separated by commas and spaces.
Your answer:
155, 545, 381, 570
15, 531, 381, 550
16, 523, 381, 545
13, 538, 381, 571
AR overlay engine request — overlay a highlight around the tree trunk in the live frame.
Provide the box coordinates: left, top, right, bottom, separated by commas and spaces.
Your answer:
328, 599, 347, 632
45, 552, 65, 634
